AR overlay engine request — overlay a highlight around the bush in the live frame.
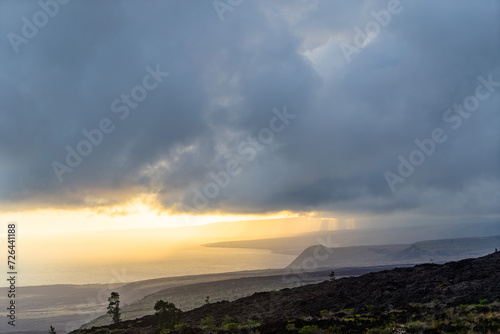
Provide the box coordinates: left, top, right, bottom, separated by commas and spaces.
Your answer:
244, 319, 261, 328
223, 323, 240, 331
222, 315, 236, 325
154, 300, 182, 329
221, 315, 239, 331
365, 305, 376, 312
200, 315, 216, 329
173, 323, 190, 330
298, 325, 321, 334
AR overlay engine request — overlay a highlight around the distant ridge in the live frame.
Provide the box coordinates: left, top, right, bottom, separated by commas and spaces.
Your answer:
287, 235, 500, 269
203, 221, 500, 255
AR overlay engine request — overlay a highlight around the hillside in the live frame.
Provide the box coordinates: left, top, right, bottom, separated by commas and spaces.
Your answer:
81, 265, 409, 328
80, 270, 327, 328
70, 251, 500, 333
287, 235, 500, 269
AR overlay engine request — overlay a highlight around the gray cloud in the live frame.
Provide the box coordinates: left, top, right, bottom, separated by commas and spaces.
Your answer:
0, 0, 499, 218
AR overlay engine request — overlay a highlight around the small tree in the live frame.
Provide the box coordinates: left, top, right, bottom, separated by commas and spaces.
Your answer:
205, 295, 210, 304
154, 300, 182, 329
107, 292, 121, 324
48, 326, 56, 334
329, 270, 335, 281
200, 315, 216, 330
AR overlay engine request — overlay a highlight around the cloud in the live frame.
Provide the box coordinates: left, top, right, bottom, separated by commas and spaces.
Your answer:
0, 0, 499, 218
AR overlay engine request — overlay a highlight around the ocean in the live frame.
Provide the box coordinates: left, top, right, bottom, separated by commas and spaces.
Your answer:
11, 245, 296, 287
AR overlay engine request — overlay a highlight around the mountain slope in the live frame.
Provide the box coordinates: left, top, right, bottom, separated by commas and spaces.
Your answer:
182, 251, 500, 324
81, 264, 411, 329
287, 235, 500, 269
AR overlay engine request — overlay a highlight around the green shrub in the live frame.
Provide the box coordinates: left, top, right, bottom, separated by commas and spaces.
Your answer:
200, 315, 216, 329
298, 325, 321, 334
223, 322, 240, 331
221, 315, 239, 331
407, 320, 426, 329
222, 315, 236, 325
244, 319, 261, 328
173, 323, 190, 330
365, 305, 376, 312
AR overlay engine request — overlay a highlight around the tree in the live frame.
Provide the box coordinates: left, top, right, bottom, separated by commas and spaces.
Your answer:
200, 315, 216, 330
329, 270, 335, 281
154, 300, 182, 329
107, 292, 121, 324
48, 326, 56, 334
205, 295, 210, 304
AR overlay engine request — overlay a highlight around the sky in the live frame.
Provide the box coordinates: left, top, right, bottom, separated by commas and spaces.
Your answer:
1, 0, 499, 234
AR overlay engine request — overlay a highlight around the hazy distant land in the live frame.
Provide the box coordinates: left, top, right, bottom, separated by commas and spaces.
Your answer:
203, 221, 500, 255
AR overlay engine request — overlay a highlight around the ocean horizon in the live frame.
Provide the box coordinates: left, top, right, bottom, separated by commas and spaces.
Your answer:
6, 245, 295, 287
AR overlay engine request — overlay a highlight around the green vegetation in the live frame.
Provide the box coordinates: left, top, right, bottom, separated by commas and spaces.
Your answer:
200, 315, 216, 330
279, 300, 500, 333
107, 292, 121, 324
365, 305, 376, 312
243, 319, 261, 328
224, 322, 239, 331
173, 323, 190, 330
154, 300, 182, 329
222, 315, 239, 331
197, 315, 261, 333
342, 308, 355, 314
298, 325, 321, 334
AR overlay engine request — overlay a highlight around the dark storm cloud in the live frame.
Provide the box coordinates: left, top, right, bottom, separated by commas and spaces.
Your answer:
0, 0, 499, 217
